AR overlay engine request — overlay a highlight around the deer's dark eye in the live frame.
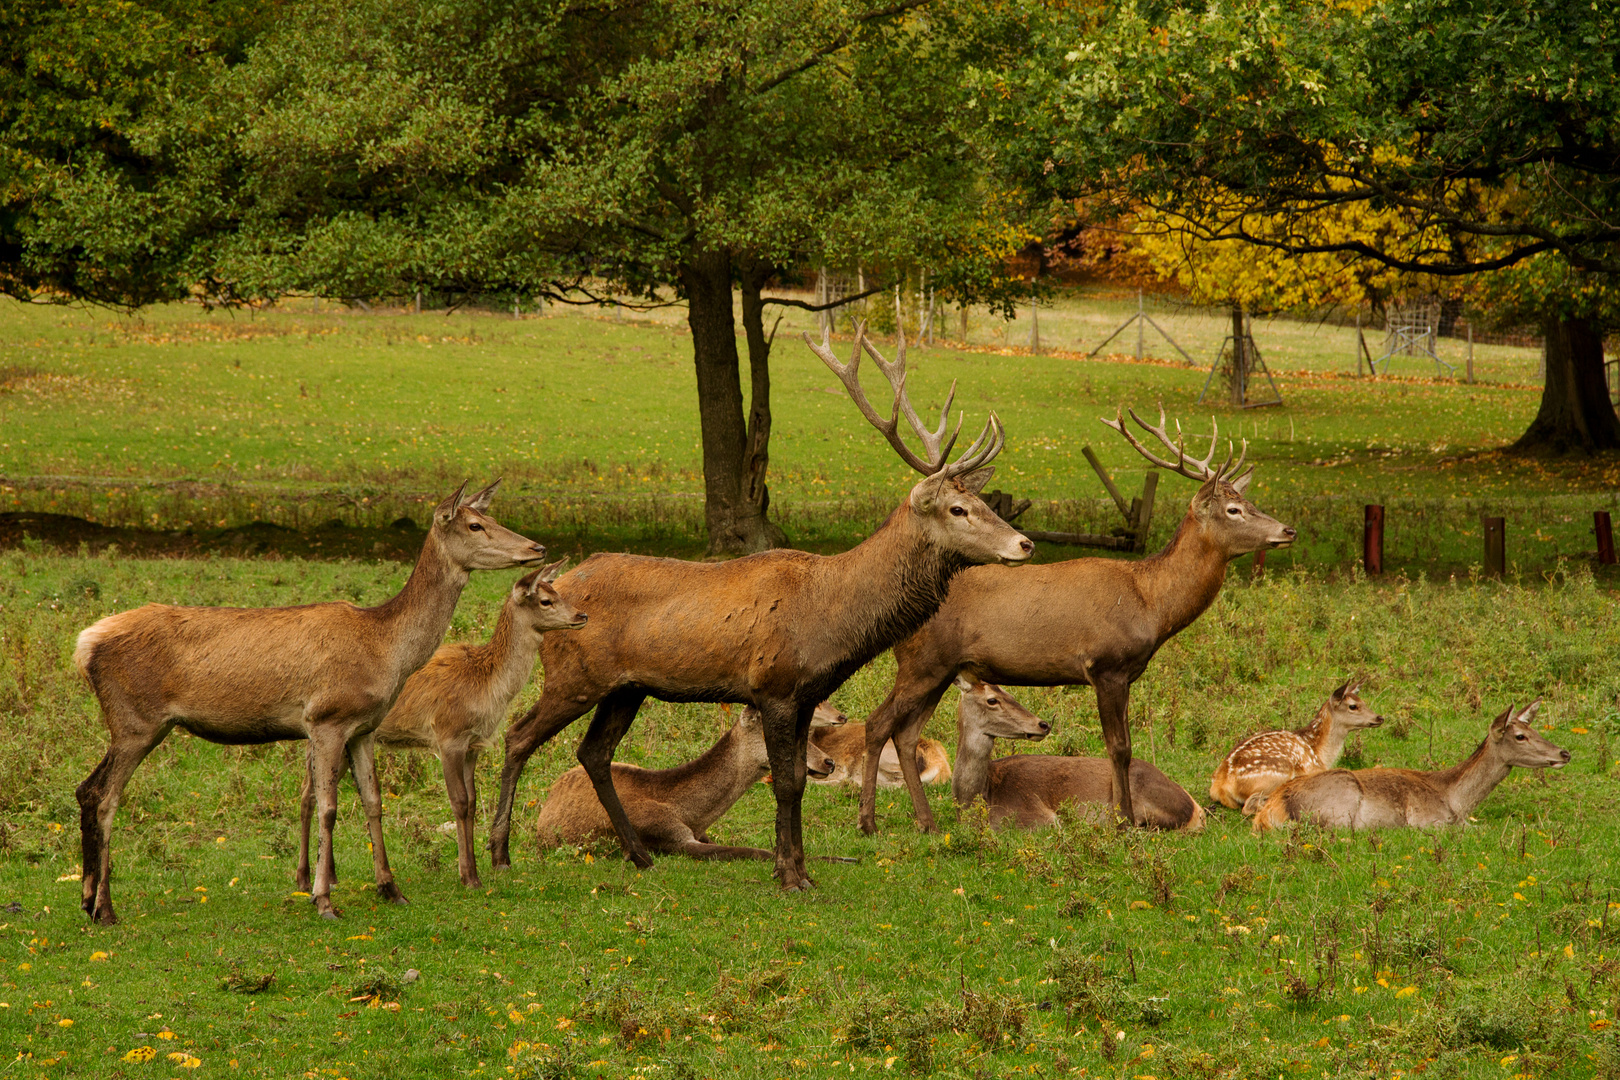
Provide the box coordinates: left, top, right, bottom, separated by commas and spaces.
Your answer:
468, 522, 484, 531
950, 505, 967, 517
1349, 704, 1359, 710
986, 698, 998, 706
1515, 733, 1527, 740
1227, 506, 1241, 516
540, 598, 552, 606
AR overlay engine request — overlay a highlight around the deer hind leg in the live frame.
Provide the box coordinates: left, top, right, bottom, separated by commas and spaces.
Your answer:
76, 718, 169, 926
347, 732, 406, 905
575, 689, 654, 869
1094, 672, 1137, 827
860, 679, 949, 835
889, 721, 937, 835
296, 747, 318, 893
441, 743, 482, 889
490, 691, 596, 869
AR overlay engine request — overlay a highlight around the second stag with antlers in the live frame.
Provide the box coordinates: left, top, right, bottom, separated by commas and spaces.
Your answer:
856, 405, 1295, 834
485, 324, 1033, 891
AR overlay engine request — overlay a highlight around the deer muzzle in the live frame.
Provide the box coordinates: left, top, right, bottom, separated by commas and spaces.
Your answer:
1268, 526, 1298, 549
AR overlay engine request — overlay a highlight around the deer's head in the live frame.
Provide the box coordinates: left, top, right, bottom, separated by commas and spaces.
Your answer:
810, 701, 849, 729
955, 675, 1050, 741
1104, 405, 1296, 559
431, 479, 548, 570
510, 559, 588, 634
1328, 675, 1383, 731
1490, 699, 1570, 770
806, 323, 1033, 567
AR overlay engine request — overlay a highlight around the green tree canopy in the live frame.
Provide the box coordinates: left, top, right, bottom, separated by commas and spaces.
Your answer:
1045, 0, 1620, 452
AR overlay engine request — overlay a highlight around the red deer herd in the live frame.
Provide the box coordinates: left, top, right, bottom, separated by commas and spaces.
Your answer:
68, 327, 1571, 925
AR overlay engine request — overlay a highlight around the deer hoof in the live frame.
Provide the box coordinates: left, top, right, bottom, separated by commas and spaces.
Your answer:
378, 883, 409, 906
627, 851, 655, 870
462, 876, 484, 890
315, 897, 340, 920
93, 906, 118, 927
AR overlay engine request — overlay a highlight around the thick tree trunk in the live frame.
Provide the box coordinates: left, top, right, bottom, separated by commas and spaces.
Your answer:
681, 249, 788, 556
1511, 315, 1620, 455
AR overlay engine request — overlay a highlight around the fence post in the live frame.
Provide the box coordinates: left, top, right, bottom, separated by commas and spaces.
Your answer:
1596, 511, 1616, 565
1482, 516, 1506, 578
1363, 504, 1384, 576
1466, 325, 1475, 385
1252, 548, 1267, 579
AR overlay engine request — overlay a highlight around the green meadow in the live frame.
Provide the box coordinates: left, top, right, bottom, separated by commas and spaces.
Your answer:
3, 294, 1620, 1078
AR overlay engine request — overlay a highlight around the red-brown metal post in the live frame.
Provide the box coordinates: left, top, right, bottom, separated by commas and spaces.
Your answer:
1596, 511, 1616, 565
1363, 504, 1384, 576
1252, 548, 1267, 579
1483, 516, 1506, 578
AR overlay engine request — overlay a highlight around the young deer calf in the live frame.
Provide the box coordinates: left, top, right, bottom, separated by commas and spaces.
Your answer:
73, 481, 543, 923
809, 723, 952, 789
951, 677, 1204, 831
1210, 677, 1384, 815
535, 706, 840, 860
297, 561, 583, 891
1252, 700, 1568, 833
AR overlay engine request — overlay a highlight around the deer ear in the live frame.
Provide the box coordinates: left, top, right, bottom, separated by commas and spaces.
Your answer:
434, 482, 469, 526
1231, 468, 1255, 495
1516, 697, 1543, 725
1489, 704, 1515, 739
464, 477, 501, 512
958, 467, 995, 494
539, 557, 570, 584
953, 673, 976, 692
1331, 678, 1352, 702
910, 475, 945, 514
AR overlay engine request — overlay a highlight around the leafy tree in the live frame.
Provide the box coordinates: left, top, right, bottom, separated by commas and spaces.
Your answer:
1047, 0, 1620, 453
37, 0, 1042, 554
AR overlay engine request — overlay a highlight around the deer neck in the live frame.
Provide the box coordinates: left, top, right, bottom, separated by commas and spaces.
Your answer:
369, 530, 471, 674
1434, 739, 1514, 818
481, 602, 544, 706
664, 726, 764, 834
1297, 702, 1340, 766
1134, 514, 1231, 639
815, 505, 972, 667
951, 722, 996, 808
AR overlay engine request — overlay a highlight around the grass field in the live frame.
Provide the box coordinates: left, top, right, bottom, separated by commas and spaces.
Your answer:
4, 292, 1620, 1078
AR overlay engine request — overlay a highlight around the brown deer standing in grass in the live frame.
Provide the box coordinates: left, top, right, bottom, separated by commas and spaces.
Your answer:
487, 324, 1033, 891
535, 705, 845, 860
1209, 677, 1384, 815
295, 560, 583, 891
950, 676, 1204, 831
809, 723, 952, 789
1252, 699, 1568, 833
857, 406, 1295, 836
73, 481, 544, 923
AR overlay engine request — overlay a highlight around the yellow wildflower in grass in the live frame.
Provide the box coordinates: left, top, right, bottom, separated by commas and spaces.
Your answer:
122, 1047, 157, 1063
1395, 987, 1418, 999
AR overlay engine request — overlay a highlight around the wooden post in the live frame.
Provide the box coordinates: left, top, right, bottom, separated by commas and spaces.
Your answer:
1596, 511, 1616, 565
1355, 314, 1363, 377
1466, 325, 1475, 385
959, 304, 968, 343
1136, 291, 1144, 362
1363, 504, 1384, 576
1030, 299, 1040, 355
1482, 516, 1506, 578
1230, 304, 1247, 406
1133, 472, 1158, 553
1252, 548, 1267, 579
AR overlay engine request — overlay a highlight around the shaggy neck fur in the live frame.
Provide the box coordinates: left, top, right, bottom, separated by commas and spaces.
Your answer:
1133, 509, 1231, 640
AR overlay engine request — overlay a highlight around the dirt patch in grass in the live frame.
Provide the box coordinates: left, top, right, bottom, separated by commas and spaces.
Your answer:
0, 511, 422, 562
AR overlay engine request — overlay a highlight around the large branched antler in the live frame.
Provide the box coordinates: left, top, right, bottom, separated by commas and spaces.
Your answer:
1101, 403, 1253, 490
804, 319, 1004, 480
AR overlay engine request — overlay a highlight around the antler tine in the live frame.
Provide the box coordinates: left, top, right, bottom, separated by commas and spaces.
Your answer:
858, 330, 959, 472
802, 324, 937, 476
943, 412, 1004, 478
1102, 403, 1229, 483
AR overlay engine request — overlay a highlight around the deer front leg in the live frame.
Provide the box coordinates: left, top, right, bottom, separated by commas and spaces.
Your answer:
490, 693, 595, 870
1095, 671, 1137, 826
347, 733, 407, 906
890, 724, 934, 834
763, 700, 813, 891
441, 743, 482, 889
307, 728, 348, 919
858, 692, 904, 835
576, 690, 655, 869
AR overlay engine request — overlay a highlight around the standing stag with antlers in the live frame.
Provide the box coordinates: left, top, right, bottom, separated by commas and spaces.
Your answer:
485, 324, 1032, 891
856, 406, 1296, 834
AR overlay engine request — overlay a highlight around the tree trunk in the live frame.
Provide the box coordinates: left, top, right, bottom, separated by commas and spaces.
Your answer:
1511, 314, 1620, 455
681, 249, 789, 556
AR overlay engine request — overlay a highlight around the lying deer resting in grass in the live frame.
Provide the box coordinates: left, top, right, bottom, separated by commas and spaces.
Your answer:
857, 407, 1294, 836
1252, 699, 1568, 833
1209, 676, 1384, 815
950, 677, 1204, 831
297, 561, 584, 891
535, 705, 847, 860
489, 323, 1032, 891
809, 720, 952, 789
73, 481, 544, 923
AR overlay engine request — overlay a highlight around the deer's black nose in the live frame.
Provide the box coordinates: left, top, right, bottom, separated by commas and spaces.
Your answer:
1283, 527, 1297, 539
1037, 721, 1051, 734
1019, 540, 1034, 554
1561, 749, 1571, 762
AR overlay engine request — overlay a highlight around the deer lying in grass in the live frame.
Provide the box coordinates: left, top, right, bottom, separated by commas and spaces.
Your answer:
535, 705, 844, 860
1252, 700, 1568, 833
1209, 677, 1384, 815
858, 406, 1294, 835
73, 481, 544, 923
488, 323, 1032, 891
950, 677, 1204, 831
809, 723, 952, 789
296, 561, 583, 891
